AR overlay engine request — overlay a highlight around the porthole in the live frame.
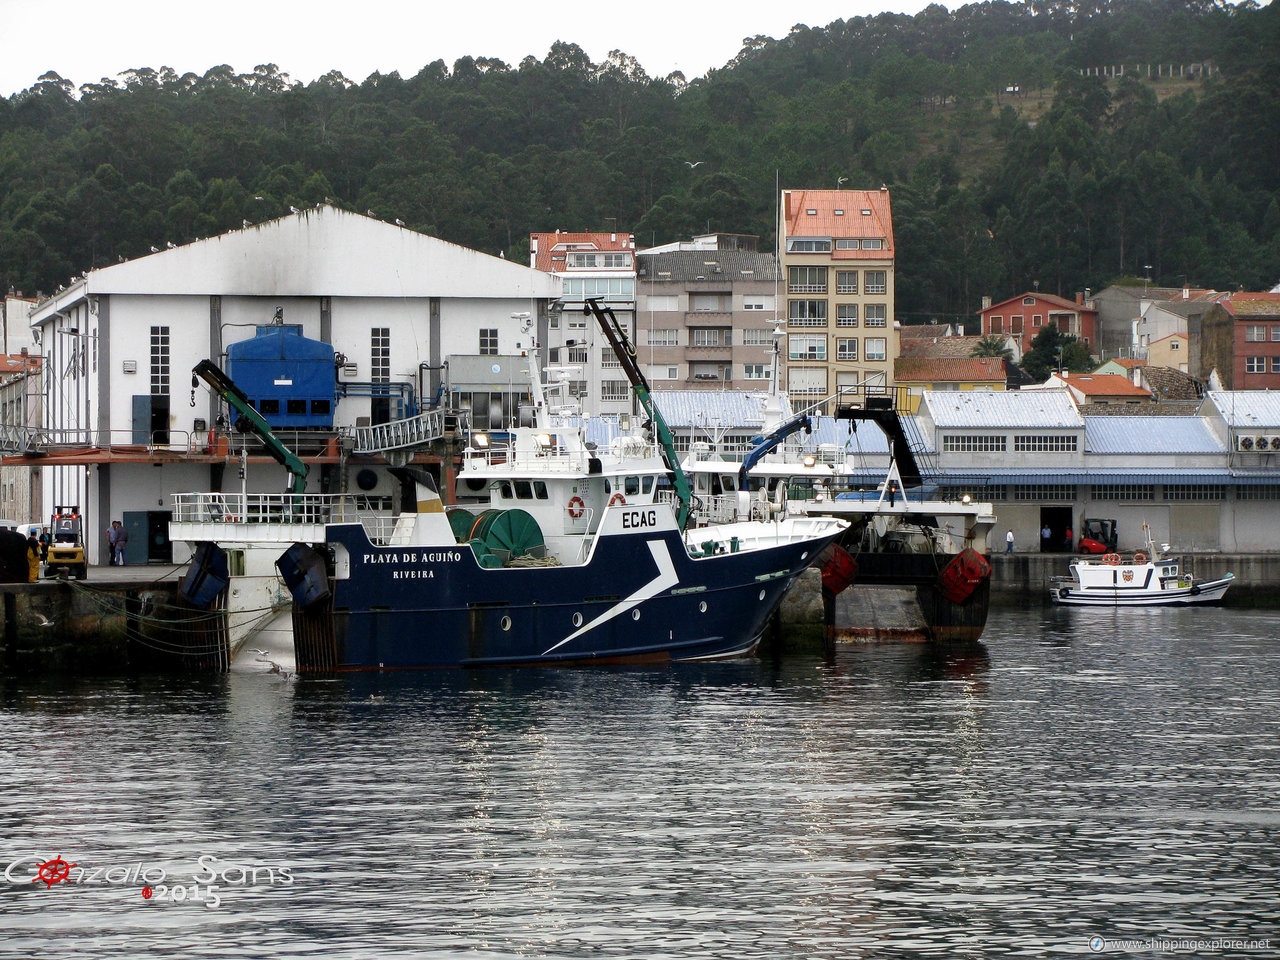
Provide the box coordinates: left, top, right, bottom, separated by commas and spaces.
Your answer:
698, 601, 707, 613
800, 551, 808, 560
500, 616, 512, 632
631, 609, 640, 620
572, 612, 583, 627
758, 589, 766, 601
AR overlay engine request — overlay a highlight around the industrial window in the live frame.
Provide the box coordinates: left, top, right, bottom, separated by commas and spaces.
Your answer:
1245, 325, 1268, 342
1272, 326, 1280, 341
942, 435, 1006, 453
479, 329, 498, 355
864, 271, 887, 295
1245, 356, 1266, 373
788, 266, 827, 294
1013, 484, 1074, 502
150, 326, 170, 396
1090, 484, 1154, 500
1014, 435, 1078, 453
371, 327, 390, 381
1164, 484, 1227, 501
865, 305, 887, 327
836, 271, 858, 294
1237, 485, 1280, 500
837, 304, 859, 327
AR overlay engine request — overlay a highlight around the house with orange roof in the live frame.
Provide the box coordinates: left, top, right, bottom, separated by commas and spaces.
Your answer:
530, 230, 637, 416
977, 291, 1098, 356
892, 356, 1006, 412
1196, 292, 1280, 389
1023, 371, 1152, 405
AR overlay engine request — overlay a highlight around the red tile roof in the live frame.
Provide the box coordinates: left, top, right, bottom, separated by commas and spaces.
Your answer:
781, 188, 894, 259
894, 356, 1006, 383
530, 232, 635, 273
980, 291, 1097, 315
1221, 292, 1280, 317
1052, 372, 1151, 396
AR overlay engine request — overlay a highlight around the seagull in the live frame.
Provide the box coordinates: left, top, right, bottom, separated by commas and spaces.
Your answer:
165, 241, 176, 249
684, 160, 704, 168
149, 245, 159, 252
394, 218, 405, 226
255, 656, 293, 680
289, 205, 300, 214
242, 219, 251, 228
248, 648, 268, 656
34, 613, 54, 628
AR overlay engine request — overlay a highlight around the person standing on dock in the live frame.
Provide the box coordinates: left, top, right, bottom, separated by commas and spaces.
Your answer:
1005, 529, 1015, 554
109, 520, 128, 566
26, 528, 40, 582
1040, 523, 1051, 552
38, 526, 50, 562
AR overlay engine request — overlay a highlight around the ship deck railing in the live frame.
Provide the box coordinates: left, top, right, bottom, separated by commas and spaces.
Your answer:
170, 492, 397, 545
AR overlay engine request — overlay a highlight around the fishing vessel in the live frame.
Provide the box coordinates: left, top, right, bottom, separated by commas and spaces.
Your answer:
173, 300, 846, 669
1049, 547, 1234, 607
673, 361, 996, 643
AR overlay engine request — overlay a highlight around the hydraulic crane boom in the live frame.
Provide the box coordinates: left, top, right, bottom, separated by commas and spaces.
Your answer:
583, 298, 693, 529
192, 359, 310, 495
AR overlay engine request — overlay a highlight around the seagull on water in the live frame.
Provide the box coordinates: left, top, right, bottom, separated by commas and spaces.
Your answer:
34, 613, 55, 628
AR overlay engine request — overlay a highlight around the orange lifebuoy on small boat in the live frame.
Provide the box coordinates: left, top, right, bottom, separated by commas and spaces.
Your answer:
609, 493, 626, 506
1104, 553, 1121, 565
1133, 552, 1147, 563
567, 496, 585, 519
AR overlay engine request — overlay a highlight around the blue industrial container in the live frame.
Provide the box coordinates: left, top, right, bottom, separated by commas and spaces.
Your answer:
226, 325, 337, 428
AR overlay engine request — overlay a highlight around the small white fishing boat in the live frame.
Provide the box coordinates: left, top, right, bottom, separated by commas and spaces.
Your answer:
1049, 541, 1234, 607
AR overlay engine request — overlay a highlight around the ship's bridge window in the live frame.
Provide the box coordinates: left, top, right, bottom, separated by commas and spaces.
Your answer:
514, 480, 533, 499
641, 477, 654, 494
500, 482, 513, 499
534, 481, 548, 499
625, 476, 640, 496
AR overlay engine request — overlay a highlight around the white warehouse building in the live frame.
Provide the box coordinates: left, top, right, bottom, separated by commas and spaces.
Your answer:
22, 205, 560, 565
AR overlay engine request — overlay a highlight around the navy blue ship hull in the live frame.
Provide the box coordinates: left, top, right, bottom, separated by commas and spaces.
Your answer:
320, 521, 839, 669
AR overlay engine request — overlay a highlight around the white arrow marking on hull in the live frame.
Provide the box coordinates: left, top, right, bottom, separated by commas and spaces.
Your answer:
542, 539, 680, 655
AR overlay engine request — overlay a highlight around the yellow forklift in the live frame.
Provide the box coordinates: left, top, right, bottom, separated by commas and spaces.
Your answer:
44, 506, 88, 580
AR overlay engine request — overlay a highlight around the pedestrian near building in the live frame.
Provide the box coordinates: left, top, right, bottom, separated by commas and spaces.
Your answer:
38, 526, 50, 562
110, 520, 128, 566
26, 528, 40, 582
1005, 529, 1015, 554
1041, 523, 1051, 552
1064, 527, 1074, 553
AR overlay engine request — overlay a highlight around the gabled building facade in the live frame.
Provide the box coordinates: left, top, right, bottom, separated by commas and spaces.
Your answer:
530, 231, 636, 416
977, 292, 1098, 355
778, 188, 896, 413
892, 356, 1006, 412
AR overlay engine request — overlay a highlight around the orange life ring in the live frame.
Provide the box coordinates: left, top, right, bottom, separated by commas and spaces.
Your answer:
567, 496, 585, 519
1133, 552, 1147, 563
609, 493, 626, 507
1104, 553, 1121, 565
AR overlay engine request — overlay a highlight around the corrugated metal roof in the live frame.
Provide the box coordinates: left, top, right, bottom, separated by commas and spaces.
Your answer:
1206, 391, 1280, 427
651, 390, 772, 428
923, 390, 1083, 428
947, 467, 1235, 484
1085, 416, 1223, 454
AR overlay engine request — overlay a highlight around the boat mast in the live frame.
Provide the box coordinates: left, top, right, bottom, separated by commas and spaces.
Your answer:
583, 297, 693, 529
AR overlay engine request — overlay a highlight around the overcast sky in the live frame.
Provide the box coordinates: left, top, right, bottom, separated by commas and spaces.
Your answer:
0, 0, 936, 98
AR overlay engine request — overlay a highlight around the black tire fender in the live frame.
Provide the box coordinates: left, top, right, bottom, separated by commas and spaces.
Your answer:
1189, 585, 1201, 596
1058, 587, 1070, 599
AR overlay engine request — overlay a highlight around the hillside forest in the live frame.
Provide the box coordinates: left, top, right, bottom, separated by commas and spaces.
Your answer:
1, 0, 1277, 329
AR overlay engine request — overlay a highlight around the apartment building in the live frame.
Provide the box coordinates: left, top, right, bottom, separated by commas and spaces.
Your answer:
778, 188, 896, 412
530, 231, 636, 416
635, 235, 780, 391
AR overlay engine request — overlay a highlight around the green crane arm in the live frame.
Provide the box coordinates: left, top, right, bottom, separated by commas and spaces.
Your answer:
583, 298, 693, 529
192, 359, 309, 495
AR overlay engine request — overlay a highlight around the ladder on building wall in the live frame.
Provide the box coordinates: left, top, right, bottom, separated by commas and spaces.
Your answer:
351, 410, 448, 455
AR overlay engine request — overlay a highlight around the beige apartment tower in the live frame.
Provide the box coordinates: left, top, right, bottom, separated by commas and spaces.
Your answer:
778, 188, 897, 411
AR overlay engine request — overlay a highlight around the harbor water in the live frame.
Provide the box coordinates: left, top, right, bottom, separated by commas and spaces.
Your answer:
2, 605, 1278, 957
